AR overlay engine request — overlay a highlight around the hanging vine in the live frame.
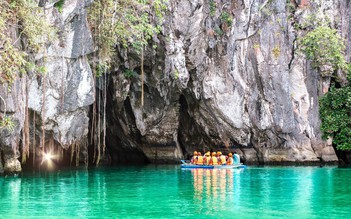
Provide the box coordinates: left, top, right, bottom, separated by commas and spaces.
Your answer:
0, 0, 56, 166
87, 0, 168, 165
22, 79, 30, 163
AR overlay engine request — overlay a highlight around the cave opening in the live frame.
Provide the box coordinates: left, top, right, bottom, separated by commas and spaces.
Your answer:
178, 94, 211, 160
178, 94, 189, 159
96, 75, 149, 166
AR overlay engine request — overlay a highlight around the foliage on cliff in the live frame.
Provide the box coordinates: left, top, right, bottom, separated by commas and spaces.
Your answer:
0, 0, 55, 131
87, 0, 167, 65
319, 73, 351, 150
87, 0, 167, 165
0, 0, 55, 85
300, 25, 347, 73
301, 25, 351, 150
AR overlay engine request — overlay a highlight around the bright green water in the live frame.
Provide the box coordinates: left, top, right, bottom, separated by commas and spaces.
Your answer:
0, 166, 350, 218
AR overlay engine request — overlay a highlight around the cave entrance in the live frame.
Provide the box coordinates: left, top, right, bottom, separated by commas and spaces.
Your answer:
94, 79, 149, 165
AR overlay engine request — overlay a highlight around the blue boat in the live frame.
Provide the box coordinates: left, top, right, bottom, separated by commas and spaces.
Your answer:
180, 160, 246, 169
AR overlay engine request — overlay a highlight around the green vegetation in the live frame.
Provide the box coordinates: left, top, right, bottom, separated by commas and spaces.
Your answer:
300, 25, 351, 150
0, 0, 55, 84
0, 0, 55, 131
299, 26, 347, 72
174, 69, 179, 80
0, 115, 16, 132
88, 0, 167, 66
0, 95, 15, 131
87, 0, 167, 104
54, 0, 65, 13
272, 46, 280, 59
320, 73, 351, 150
123, 69, 136, 78
214, 26, 223, 36
95, 63, 108, 78
87, 0, 168, 165
209, 0, 216, 16
220, 12, 233, 27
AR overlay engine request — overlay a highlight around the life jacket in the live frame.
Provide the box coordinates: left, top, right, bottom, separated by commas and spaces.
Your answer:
197, 156, 204, 165
204, 156, 210, 165
220, 155, 226, 165
227, 157, 233, 165
191, 156, 197, 164
217, 156, 222, 165
234, 154, 240, 164
210, 156, 218, 165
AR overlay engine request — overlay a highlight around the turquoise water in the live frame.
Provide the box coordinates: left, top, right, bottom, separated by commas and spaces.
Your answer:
1, 166, 351, 218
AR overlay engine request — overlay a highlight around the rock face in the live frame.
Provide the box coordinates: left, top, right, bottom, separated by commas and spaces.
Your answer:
1, 0, 348, 172
107, 0, 343, 164
0, 0, 94, 173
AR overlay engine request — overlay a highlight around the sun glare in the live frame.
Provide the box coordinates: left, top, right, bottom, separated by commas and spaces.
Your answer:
41, 151, 56, 170
43, 152, 53, 161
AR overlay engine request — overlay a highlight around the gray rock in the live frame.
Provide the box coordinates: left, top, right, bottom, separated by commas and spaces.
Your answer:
0, 157, 3, 175
0, 0, 95, 173
106, 0, 340, 164
46, 0, 95, 59
4, 158, 22, 174
1, 0, 346, 169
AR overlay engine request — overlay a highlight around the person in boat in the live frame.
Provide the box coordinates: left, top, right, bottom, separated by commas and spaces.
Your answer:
191, 151, 198, 164
195, 152, 204, 165
233, 152, 240, 165
209, 152, 218, 165
218, 152, 226, 165
216, 152, 221, 164
204, 152, 211, 165
226, 153, 234, 165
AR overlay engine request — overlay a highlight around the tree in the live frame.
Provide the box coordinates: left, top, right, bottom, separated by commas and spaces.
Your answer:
319, 78, 351, 150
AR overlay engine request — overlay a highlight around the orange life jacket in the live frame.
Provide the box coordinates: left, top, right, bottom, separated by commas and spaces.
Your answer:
227, 157, 233, 165
191, 156, 197, 164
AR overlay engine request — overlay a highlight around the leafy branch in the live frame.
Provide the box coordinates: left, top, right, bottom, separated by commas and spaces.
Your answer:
299, 25, 347, 74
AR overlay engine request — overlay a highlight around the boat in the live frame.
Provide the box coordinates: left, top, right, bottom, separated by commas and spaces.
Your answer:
180, 160, 246, 169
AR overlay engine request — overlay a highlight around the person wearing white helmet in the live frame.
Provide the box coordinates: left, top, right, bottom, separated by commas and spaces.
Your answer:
233, 152, 240, 165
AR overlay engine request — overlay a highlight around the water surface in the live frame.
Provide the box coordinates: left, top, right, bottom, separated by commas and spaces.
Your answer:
0, 166, 350, 218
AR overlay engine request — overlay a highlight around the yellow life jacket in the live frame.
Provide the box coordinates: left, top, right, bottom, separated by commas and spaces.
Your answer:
197, 156, 204, 165
204, 156, 210, 165
220, 155, 226, 165
211, 156, 218, 165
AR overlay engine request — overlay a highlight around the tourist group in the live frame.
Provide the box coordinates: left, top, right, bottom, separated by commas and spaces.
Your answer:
191, 151, 241, 166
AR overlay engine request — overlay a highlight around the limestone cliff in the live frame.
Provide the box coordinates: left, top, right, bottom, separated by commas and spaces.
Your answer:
107, 0, 342, 164
1, 0, 349, 174
0, 0, 94, 174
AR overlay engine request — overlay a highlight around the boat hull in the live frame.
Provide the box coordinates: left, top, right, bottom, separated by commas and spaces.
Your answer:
180, 163, 246, 169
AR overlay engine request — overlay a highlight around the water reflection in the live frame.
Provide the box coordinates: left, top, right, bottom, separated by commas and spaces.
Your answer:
190, 168, 244, 213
